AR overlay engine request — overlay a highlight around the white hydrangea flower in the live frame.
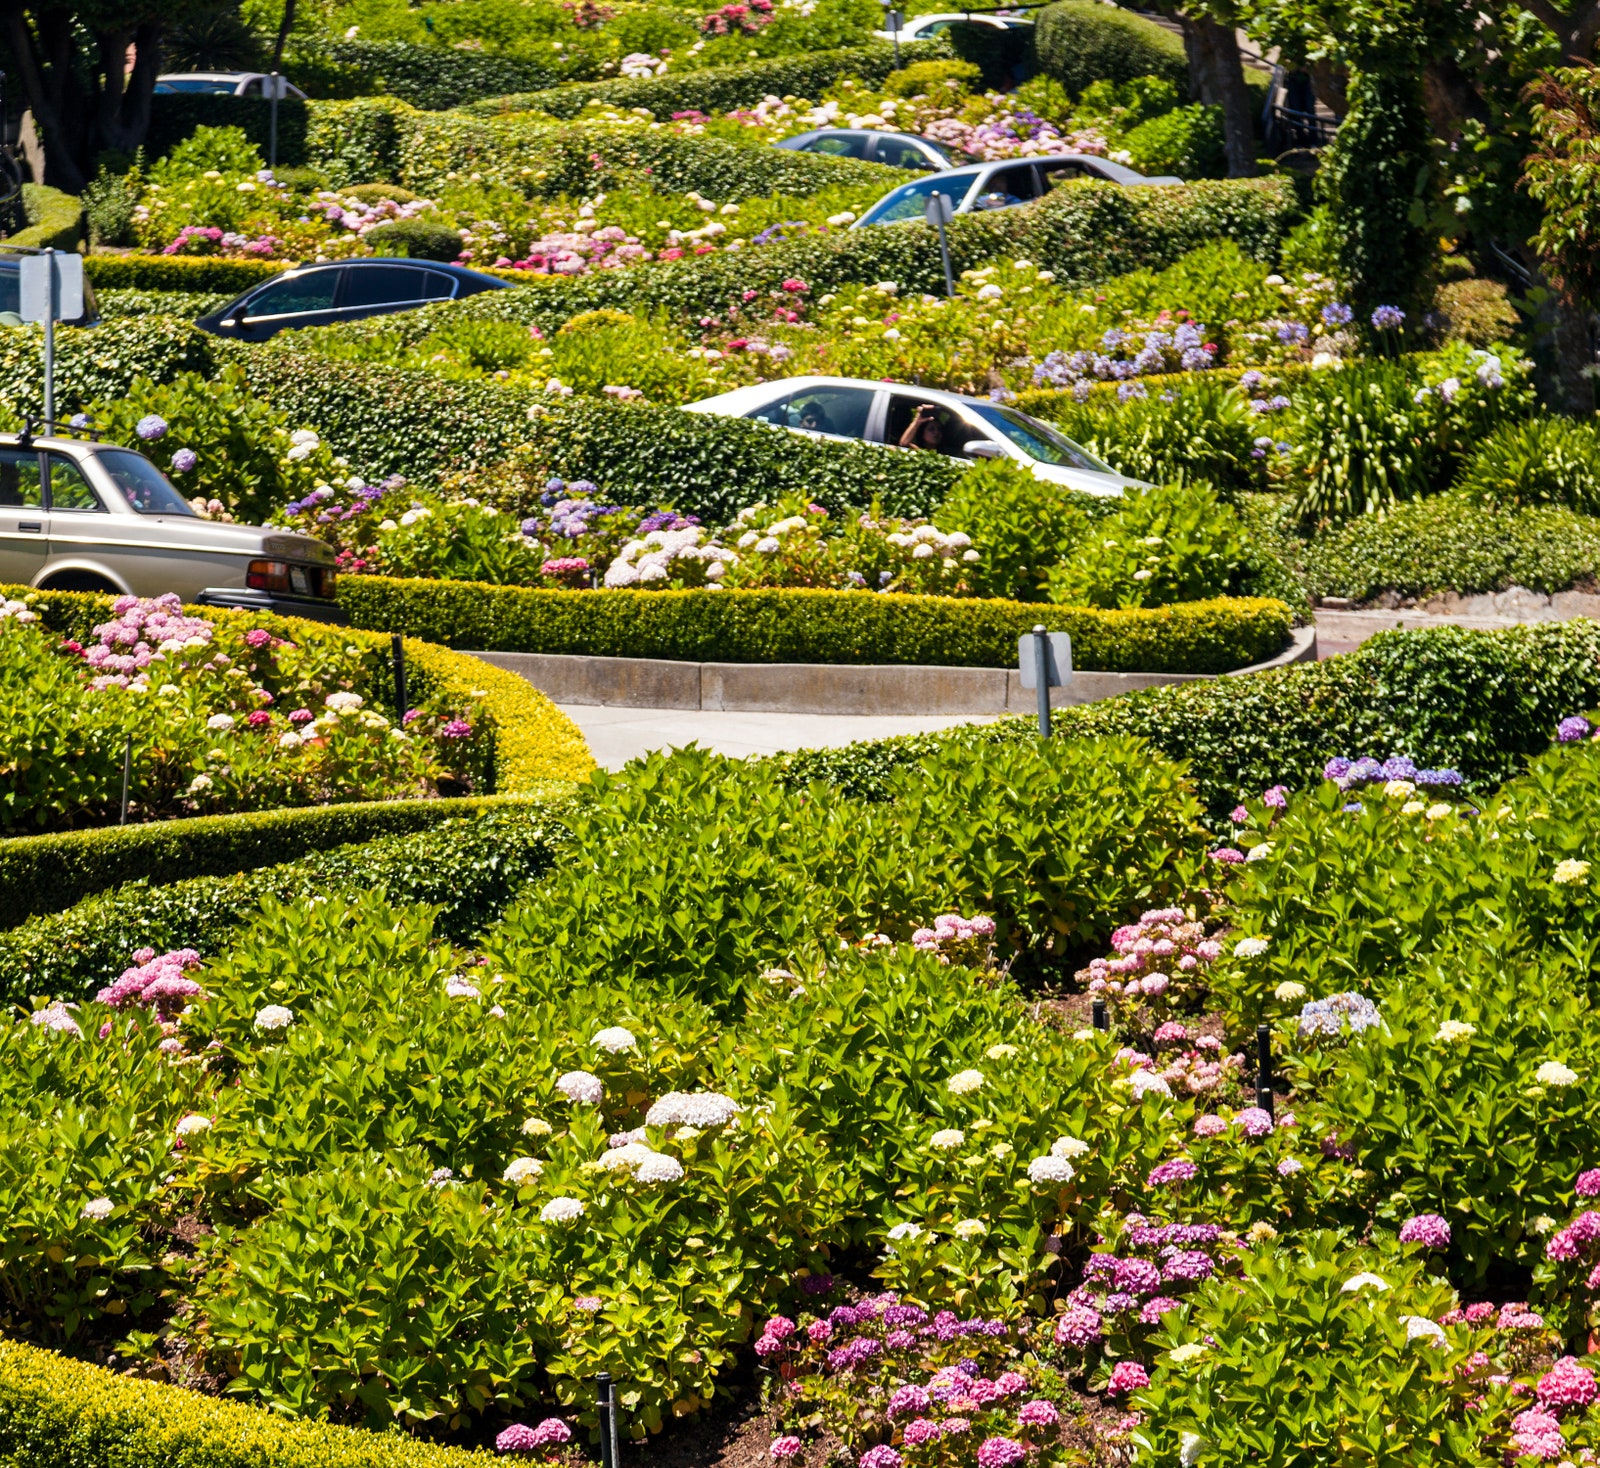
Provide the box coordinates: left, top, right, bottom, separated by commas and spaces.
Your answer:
206, 713, 235, 731
254, 1004, 294, 1031
1274, 981, 1306, 1002
1170, 1343, 1208, 1365
645, 1090, 740, 1127
1245, 843, 1273, 862
503, 1156, 543, 1184
1537, 1061, 1579, 1087
1385, 779, 1416, 798
1554, 859, 1591, 886
953, 1219, 987, 1239
1234, 937, 1270, 958
929, 1129, 965, 1150
444, 976, 481, 999
1402, 1315, 1447, 1345
1027, 1155, 1076, 1185
597, 1143, 656, 1173
1340, 1272, 1389, 1292
1129, 1070, 1172, 1099
1051, 1136, 1089, 1159
1425, 803, 1453, 820
80, 1197, 114, 1222
634, 1153, 685, 1184
886, 1222, 923, 1242
324, 691, 364, 712
1433, 1020, 1475, 1044
521, 1117, 553, 1136
556, 1071, 604, 1105
946, 1069, 984, 1095
1402, 801, 1426, 816
175, 1114, 212, 1137
540, 1196, 585, 1224
984, 1043, 1018, 1060
1180, 1430, 1203, 1466
592, 1026, 637, 1053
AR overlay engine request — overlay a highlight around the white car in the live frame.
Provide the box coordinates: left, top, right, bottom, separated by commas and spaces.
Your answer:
683, 376, 1140, 496
854, 153, 1182, 228
154, 72, 309, 99
873, 11, 1033, 40
0, 430, 343, 621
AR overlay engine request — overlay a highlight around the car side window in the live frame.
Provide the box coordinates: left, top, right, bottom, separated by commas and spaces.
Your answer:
807, 134, 867, 159
340, 266, 434, 310
744, 393, 791, 427
1039, 163, 1088, 192
886, 395, 974, 458
787, 386, 877, 440
983, 165, 1040, 203
244, 272, 340, 319
422, 272, 455, 300
45, 455, 102, 512
0, 449, 41, 507
874, 137, 934, 170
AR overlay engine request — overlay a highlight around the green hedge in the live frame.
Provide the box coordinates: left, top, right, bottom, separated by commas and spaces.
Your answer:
1034, 0, 1189, 97
1295, 491, 1600, 603
337, 576, 1294, 673
98, 287, 237, 318
84, 255, 286, 294
0, 799, 570, 1022
775, 620, 1600, 815
0, 794, 545, 929
0, 1341, 490, 1468
0, 317, 216, 419
294, 37, 558, 111
303, 98, 901, 195
147, 95, 310, 166
462, 39, 946, 121
11, 185, 83, 250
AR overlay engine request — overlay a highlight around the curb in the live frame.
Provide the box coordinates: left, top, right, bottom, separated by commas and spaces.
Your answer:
465, 626, 1318, 717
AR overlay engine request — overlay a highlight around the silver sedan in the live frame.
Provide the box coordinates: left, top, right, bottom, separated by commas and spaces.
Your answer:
0, 431, 344, 622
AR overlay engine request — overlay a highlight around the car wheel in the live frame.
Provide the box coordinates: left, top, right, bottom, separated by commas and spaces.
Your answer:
40, 570, 120, 593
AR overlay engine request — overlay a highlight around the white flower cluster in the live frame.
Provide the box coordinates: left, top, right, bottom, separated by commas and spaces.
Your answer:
591, 1026, 637, 1053
444, 976, 482, 1000
540, 1196, 585, 1224
503, 1156, 544, 1184
645, 1090, 741, 1128
254, 1004, 294, 1032
285, 428, 321, 463
946, 1069, 984, 1095
1027, 1155, 1076, 1185
603, 527, 737, 588
556, 1071, 605, 1105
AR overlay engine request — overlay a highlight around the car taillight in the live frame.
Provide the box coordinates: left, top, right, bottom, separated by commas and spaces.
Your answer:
247, 559, 291, 592
314, 567, 337, 598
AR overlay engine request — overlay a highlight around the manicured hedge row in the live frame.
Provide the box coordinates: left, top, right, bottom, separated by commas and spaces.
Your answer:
0, 794, 543, 930
777, 620, 1600, 815
337, 576, 1294, 673
1034, 0, 1189, 97
303, 99, 900, 195
147, 94, 311, 166
12, 184, 82, 250
0, 318, 216, 420
0, 1340, 492, 1468
294, 37, 559, 111
0, 797, 571, 1031
84, 255, 286, 294
13, 588, 595, 792
463, 39, 946, 120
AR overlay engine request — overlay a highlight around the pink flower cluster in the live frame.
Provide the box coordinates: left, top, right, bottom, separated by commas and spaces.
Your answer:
1106, 1361, 1149, 1395
910, 912, 997, 964
1545, 1210, 1600, 1262
95, 948, 204, 1016
1079, 908, 1221, 1009
1147, 1159, 1197, 1188
754, 1314, 797, 1357
1536, 1358, 1598, 1413
505, 226, 652, 275
1397, 1213, 1451, 1249
495, 1419, 572, 1453
1509, 1408, 1566, 1460
81, 594, 215, 687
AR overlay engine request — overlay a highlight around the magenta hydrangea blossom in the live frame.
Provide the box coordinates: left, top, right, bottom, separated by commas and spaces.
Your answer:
859, 1447, 901, 1468
1510, 1408, 1567, 1460
1055, 1305, 1103, 1347
769, 1437, 803, 1460
1235, 1107, 1273, 1138
1577, 1169, 1600, 1198
901, 1421, 940, 1447
1537, 1358, 1599, 1413
1397, 1214, 1451, 1248
495, 1419, 570, 1452
1147, 1158, 1197, 1187
1107, 1361, 1149, 1395
1140, 1296, 1180, 1324
975, 1438, 1026, 1468
887, 1384, 930, 1419
1017, 1399, 1059, 1427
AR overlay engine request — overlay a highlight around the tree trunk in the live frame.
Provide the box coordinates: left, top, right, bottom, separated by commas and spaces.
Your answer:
273, 0, 299, 70
1549, 287, 1596, 416
1181, 14, 1258, 177
100, 22, 162, 157
1, 8, 89, 192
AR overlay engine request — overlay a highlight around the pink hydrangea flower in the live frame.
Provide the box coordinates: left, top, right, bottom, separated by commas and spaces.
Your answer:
769, 1437, 803, 1460
859, 1448, 901, 1468
975, 1439, 1026, 1468
1509, 1408, 1566, 1460
1537, 1358, 1598, 1413
1055, 1305, 1102, 1347
1107, 1361, 1149, 1395
1398, 1213, 1451, 1248
901, 1421, 940, 1447
1018, 1399, 1059, 1427
1577, 1169, 1600, 1198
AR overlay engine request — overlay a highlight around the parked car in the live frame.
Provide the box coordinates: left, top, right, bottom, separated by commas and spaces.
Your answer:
194, 258, 511, 342
0, 249, 99, 329
154, 72, 309, 99
872, 11, 1033, 40
774, 128, 975, 171
0, 429, 345, 621
683, 376, 1141, 496
853, 153, 1182, 228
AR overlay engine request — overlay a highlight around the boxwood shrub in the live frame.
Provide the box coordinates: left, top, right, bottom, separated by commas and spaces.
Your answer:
293, 37, 559, 111
460, 40, 945, 121
83, 255, 286, 294
0, 794, 556, 930
337, 576, 1294, 673
0, 799, 572, 1007
11, 185, 82, 251
1033, 0, 1189, 96
775, 620, 1600, 814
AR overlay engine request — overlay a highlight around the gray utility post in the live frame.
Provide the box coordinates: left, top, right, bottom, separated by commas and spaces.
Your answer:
925, 190, 955, 299
20, 249, 85, 426
1018, 624, 1071, 737
266, 72, 289, 172
882, 0, 903, 66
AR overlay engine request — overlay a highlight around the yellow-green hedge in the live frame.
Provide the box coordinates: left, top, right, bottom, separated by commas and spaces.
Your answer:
12, 185, 82, 251
338, 576, 1295, 676
83, 254, 288, 294
0, 1337, 490, 1468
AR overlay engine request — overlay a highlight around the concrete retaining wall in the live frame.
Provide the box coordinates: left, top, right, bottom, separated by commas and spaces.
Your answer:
467, 626, 1318, 716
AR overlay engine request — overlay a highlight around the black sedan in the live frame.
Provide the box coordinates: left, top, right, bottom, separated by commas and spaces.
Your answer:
194, 257, 511, 341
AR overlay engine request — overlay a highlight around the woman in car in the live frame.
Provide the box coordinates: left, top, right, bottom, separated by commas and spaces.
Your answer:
899, 404, 947, 452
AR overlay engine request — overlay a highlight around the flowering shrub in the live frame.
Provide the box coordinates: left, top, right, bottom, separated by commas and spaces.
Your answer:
0, 595, 482, 831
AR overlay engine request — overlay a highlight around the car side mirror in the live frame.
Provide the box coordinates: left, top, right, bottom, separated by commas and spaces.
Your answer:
963, 441, 1005, 460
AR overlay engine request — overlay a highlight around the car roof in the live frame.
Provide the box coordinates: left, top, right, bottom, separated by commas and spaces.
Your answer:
718, 375, 1009, 412
157, 71, 263, 80
253, 257, 512, 287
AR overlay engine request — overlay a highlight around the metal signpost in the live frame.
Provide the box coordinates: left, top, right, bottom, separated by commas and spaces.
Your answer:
1017, 624, 1070, 737
924, 190, 955, 299
266, 71, 290, 172
20, 248, 84, 426
881, 0, 903, 65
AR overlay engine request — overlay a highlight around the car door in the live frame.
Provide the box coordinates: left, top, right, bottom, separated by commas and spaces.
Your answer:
0, 448, 45, 586
871, 135, 939, 171
803, 133, 870, 159
229, 269, 345, 341
335, 264, 454, 326
782, 386, 884, 446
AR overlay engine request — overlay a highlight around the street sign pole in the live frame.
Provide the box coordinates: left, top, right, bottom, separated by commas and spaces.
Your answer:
1017, 626, 1072, 738
21, 250, 84, 427
268, 72, 282, 173
42, 249, 54, 425
925, 191, 955, 299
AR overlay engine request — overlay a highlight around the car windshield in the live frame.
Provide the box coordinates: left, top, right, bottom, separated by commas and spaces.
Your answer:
966, 404, 1116, 473
156, 78, 237, 93
99, 449, 197, 516
922, 137, 978, 166
859, 173, 969, 224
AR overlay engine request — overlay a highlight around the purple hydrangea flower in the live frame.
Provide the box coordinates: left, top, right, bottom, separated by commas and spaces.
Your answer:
1398, 1213, 1451, 1248
170, 448, 198, 473
1559, 716, 1592, 743
136, 414, 169, 441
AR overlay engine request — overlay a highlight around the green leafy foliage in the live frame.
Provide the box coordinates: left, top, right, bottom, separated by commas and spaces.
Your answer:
1033, 0, 1189, 97
1455, 415, 1600, 513
1121, 104, 1227, 180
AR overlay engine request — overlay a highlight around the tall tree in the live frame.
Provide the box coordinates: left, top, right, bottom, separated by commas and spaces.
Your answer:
3, 0, 214, 193
1179, 8, 1259, 178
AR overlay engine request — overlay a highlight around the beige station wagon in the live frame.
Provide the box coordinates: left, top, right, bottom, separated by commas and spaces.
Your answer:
0, 430, 345, 623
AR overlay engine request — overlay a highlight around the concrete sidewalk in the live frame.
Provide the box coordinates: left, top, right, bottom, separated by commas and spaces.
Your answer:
562, 704, 996, 770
